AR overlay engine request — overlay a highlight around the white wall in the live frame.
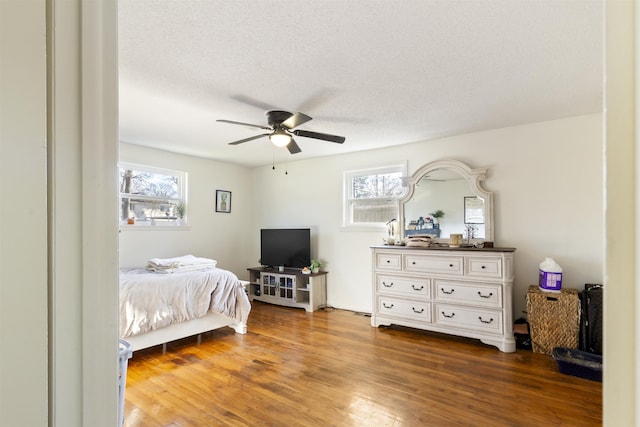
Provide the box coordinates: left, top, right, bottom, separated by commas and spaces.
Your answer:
120, 114, 603, 318
603, 0, 636, 423
119, 143, 253, 278
2, 1, 120, 425
251, 113, 603, 316
0, 2, 48, 424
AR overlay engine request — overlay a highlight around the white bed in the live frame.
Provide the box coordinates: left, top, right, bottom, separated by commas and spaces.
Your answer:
119, 258, 251, 352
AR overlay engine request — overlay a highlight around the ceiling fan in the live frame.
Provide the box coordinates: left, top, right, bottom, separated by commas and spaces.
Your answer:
216, 110, 345, 154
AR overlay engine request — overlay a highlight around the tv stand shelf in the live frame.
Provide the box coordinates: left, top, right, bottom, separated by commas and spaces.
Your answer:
247, 267, 327, 312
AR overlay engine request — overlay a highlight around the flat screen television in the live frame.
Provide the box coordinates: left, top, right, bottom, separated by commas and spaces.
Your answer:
260, 228, 311, 269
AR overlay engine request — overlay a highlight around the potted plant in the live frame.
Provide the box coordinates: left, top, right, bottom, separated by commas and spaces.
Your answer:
429, 209, 445, 225
173, 202, 186, 225
310, 259, 322, 274
176, 202, 185, 218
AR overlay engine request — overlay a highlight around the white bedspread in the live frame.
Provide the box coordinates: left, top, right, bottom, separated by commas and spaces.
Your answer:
119, 267, 251, 338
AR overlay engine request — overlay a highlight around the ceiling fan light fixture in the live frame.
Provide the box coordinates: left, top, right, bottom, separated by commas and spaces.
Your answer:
269, 128, 292, 147
220, 110, 345, 154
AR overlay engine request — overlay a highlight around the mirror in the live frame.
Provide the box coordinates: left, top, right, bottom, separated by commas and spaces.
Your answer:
399, 159, 494, 243
464, 196, 485, 224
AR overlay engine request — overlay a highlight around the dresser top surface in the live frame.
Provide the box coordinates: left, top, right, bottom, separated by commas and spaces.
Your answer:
370, 245, 516, 253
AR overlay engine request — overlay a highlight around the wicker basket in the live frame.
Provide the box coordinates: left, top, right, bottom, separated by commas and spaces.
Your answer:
526, 286, 581, 355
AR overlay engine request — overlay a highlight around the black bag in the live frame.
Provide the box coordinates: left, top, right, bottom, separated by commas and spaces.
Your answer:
579, 284, 603, 355
514, 317, 532, 350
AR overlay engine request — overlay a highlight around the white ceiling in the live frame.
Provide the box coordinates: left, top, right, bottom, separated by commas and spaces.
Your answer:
118, 0, 603, 168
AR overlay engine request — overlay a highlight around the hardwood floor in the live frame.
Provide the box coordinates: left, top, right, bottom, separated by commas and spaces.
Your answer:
123, 301, 602, 427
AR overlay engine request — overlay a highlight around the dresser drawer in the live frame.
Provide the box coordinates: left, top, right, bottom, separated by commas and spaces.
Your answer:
435, 304, 503, 334
404, 254, 463, 275
378, 296, 431, 323
375, 252, 402, 270
434, 280, 502, 308
377, 275, 431, 298
465, 256, 503, 279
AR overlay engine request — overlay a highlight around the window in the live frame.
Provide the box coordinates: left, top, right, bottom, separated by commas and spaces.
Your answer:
119, 163, 187, 226
343, 164, 406, 228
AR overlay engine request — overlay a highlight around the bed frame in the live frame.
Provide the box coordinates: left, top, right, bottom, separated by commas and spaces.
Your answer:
124, 280, 250, 353
125, 312, 247, 353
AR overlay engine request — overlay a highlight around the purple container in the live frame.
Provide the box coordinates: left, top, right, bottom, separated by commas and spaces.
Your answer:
539, 270, 563, 291
539, 258, 563, 291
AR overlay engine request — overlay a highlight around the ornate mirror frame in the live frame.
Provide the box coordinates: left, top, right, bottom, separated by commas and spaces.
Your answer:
399, 159, 494, 243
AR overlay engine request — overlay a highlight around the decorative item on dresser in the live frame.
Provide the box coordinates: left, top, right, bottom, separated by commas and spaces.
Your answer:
371, 245, 516, 352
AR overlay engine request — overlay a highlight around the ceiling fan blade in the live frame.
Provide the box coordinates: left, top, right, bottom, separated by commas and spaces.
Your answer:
293, 129, 345, 144
286, 138, 302, 154
281, 112, 312, 129
228, 133, 269, 145
230, 94, 278, 111
217, 119, 271, 131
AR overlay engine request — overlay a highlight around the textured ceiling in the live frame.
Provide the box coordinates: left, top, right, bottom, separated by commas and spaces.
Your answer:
118, 0, 603, 168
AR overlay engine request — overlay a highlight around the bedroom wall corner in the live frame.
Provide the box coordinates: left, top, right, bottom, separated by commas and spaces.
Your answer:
118, 143, 253, 278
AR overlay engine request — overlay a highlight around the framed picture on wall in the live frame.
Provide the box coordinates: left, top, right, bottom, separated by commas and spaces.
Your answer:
215, 190, 231, 213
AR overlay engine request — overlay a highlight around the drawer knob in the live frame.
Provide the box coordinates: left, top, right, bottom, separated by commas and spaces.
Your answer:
412, 261, 416, 265
478, 316, 494, 324
441, 288, 455, 295
481, 265, 486, 269
412, 284, 424, 291
449, 264, 454, 267
382, 302, 394, 309
382, 281, 394, 287
412, 307, 425, 314
441, 311, 455, 318
477, 291, 493, 299
386, 260, 391, 263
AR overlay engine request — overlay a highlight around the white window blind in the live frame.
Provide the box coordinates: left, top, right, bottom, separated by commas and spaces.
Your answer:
343, 164, 406, 228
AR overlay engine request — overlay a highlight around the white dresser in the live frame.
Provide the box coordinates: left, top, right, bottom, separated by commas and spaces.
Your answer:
371, 245, 516, 352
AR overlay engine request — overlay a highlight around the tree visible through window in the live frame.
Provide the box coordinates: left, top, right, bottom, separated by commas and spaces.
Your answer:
119, 163, 186, 225
344, 165, 406, 226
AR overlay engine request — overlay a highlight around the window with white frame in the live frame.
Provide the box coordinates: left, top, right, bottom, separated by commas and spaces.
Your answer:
119, 163, 187, 226
343, 164, 406, 228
